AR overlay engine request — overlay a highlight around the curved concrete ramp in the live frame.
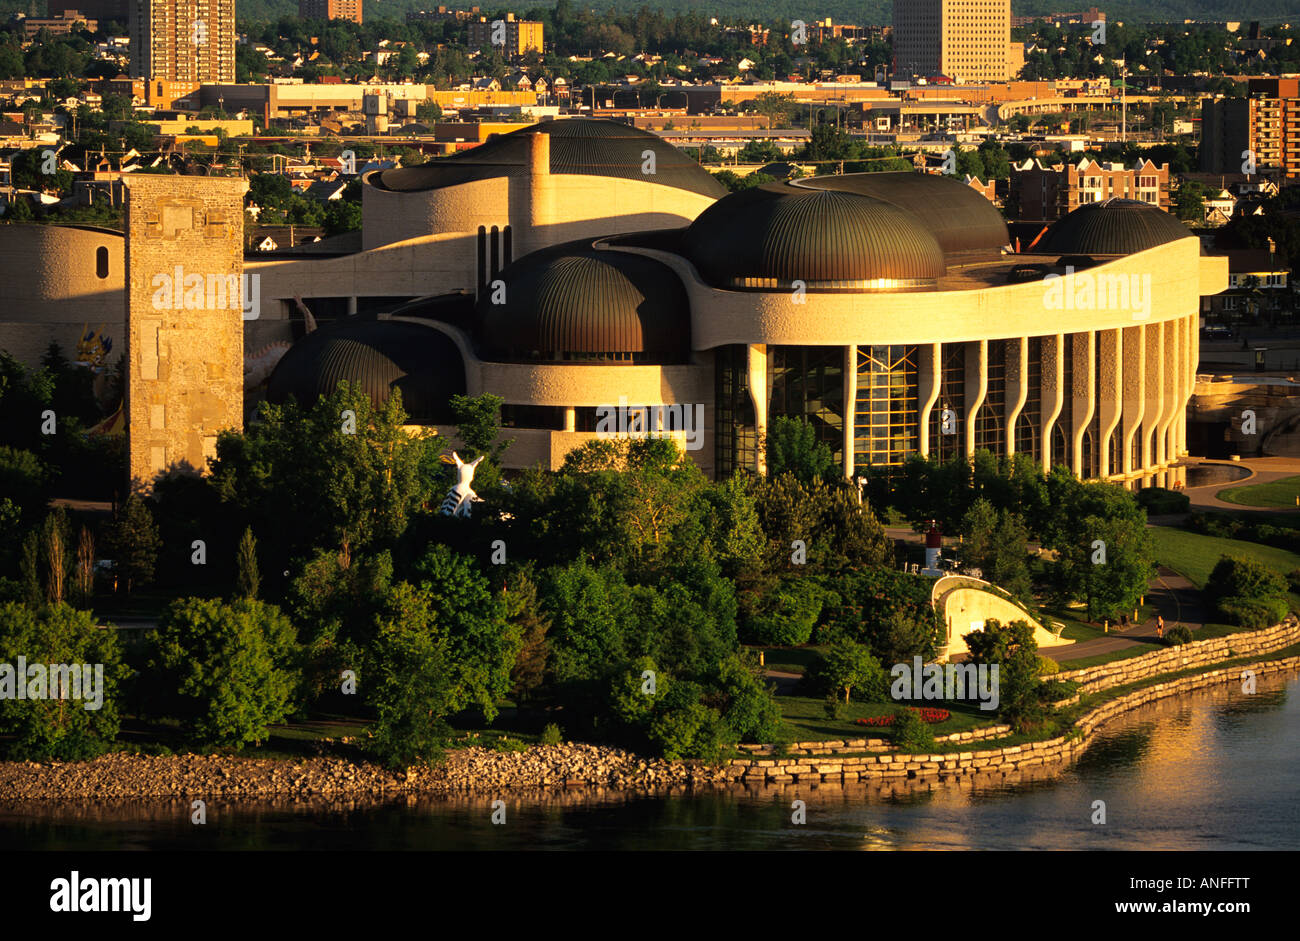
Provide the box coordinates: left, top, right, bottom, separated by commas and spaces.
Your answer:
931, 575, 1074, 660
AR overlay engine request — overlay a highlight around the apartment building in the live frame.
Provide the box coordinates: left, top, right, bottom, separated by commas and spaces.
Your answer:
128, 0, 236, 82
466, 13, 543, 58
1200, 78, 1300, 180
892, 0, 1015, 83
299, 0, 362, 23
1010, 157, 1170, 221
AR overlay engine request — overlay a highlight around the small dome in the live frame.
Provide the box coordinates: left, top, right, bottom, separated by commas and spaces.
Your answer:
1037, 198, 1193, 256
680, 183, 946, 291
267, 320, 465, 423
475, 243, 690, 362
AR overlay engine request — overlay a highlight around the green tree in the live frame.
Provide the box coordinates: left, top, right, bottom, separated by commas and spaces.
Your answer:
210, 383, 439, 568
503, 565, 550, 703
0, 602, 126, 760
147, 598, 301, 748
407, 544, 518, 719
810, 637, 888, 704
765, 416, 835, 485
103, 493, 160, 593
367, 596, 455, 769
447, 392, 512, 494
962, 618, 1044, 731
235, 526, 260, 599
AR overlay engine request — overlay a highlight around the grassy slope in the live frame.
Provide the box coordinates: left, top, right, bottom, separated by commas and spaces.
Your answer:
1216, 475, 1300, 508
1149, 526, 1300, 588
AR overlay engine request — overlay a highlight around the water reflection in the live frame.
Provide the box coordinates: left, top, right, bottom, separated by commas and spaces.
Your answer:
3, 674, 1297, 850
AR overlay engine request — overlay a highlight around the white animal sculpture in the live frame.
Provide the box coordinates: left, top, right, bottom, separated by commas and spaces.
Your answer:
440, 452, 484, 518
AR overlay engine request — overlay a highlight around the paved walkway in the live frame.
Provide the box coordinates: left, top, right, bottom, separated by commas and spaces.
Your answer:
1183, 456, 1300, 515
1046, 566, 1207, 664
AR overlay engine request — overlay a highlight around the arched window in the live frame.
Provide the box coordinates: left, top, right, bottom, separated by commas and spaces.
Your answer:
1050, 423, 1068, 470
1081, 426, 1097, 479
1014, 412, 1037, 461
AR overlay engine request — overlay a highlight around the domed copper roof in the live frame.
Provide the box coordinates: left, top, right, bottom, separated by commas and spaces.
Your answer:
1037, 198, 1193, 255
369, 119, 726, 200
475, 242, 690, 362
267, 320, 465, 423
680, 183, 947, 291
797, 172, 1009, 255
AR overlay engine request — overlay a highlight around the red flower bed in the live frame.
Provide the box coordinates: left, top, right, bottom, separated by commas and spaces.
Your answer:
855, 707, 950, 727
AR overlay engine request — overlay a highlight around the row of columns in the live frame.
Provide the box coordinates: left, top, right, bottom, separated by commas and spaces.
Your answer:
743, 316, 1198, 482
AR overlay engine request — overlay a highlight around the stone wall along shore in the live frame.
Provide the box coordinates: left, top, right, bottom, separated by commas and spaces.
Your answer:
724, 655, 1300, 786
1055, 619, 1300, 694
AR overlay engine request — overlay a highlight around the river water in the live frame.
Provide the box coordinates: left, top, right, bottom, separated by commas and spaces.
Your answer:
4, 672, 1298, 851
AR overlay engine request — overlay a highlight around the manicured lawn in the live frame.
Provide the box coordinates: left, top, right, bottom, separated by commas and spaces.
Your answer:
777, 694, 997, 743
1149, 526, 1300, 589
1216, 475, 1300, 508
1042, 603, 1158, 643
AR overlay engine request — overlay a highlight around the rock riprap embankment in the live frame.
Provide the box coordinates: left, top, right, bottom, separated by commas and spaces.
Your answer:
0, 744, 740, 799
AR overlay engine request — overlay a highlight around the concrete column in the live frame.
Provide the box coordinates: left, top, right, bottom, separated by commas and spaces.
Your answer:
1143, 321, 1166, 472
1120, 324, 1146, 477
917, 342, 941, 458
1183, 313, 1198, 457
1005, 337, 1029, 459
964, 339, 988, 458
843, 344, 857, 479
1070, 331, 1096, 477
1156, 318, 1179, 466
564, 406, 576, 432
347, 296, 358, 315
1096, 328, 1123, 478
748, 343, 768, 475
1040, 333, 1065, 474
524, 130, 554, 255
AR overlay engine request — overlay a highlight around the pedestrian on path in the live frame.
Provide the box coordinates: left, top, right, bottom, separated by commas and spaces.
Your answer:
1156, 614, 1165, 640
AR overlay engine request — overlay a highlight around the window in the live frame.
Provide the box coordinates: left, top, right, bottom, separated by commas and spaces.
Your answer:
715, 345, 756, 477
854, 345, 918, 472
95, 246, 109, 279
769, 346, 844, 465
928, 343, 966, 462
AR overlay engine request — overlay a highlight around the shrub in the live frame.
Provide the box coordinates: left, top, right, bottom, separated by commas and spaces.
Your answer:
1288, 568, 1300, 594
647, 680, 733, 763
1216, 596, 1287, 629
891, 707, 935, 751
0, 603, 126, 760
1205, 555, 1287, 606
1163, 625, 1194, 646
1135, 487, 1190, 515
540, 723, 563, 746
743, 577, 823, 646
1037, 655, 1060, 676
146, 598, 301, 749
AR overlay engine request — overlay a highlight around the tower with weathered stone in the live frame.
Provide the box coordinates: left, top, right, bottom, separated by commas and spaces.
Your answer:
124, 175, 248, 489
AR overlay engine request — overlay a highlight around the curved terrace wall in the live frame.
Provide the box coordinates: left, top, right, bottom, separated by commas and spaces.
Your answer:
728, 620, 1300, 785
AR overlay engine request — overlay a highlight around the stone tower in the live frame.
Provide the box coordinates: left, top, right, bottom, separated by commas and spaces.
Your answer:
124, 175, 249, 489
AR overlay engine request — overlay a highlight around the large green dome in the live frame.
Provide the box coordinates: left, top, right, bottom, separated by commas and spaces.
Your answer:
681, 183, 947, 291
